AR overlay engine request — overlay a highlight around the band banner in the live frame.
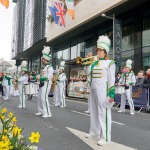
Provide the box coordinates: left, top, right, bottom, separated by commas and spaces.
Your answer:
115, 86, 148, 108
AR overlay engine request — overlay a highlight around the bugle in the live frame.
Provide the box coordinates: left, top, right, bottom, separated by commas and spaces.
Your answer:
76, 55, 98, 65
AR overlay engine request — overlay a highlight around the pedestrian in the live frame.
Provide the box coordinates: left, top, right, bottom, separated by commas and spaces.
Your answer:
85, 35, 116, 146
55, 61, 66, 108
31, 46, 53, 118
118, 60, 136, 115
2, 70, 12, 100
16, 61, 28, 108
0, 73, 3, 97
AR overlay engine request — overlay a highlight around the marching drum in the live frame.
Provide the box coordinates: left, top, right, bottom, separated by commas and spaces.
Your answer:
115, 86, 125, 94
24, 83, 39, 95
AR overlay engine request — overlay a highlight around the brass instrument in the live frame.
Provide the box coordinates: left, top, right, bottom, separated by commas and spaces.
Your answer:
76, 55, 98, 65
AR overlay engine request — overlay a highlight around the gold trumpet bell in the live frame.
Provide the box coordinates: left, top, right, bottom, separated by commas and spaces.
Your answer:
76, 56, 98, 66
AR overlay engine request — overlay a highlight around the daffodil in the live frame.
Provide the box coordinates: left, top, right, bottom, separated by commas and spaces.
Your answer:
13, 126, 21, 137
12, 117, 17, 123
1, 108, 7, 114
8, 112, 13, 118
1, 115, 5, 120
29, 132, 40, 143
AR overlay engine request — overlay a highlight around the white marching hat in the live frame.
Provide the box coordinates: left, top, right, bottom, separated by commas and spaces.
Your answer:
42, 46, 51, 61
21, 61, 28, 71
126, 59, 132, 69
97, 35, 111, 53
59, 61, 65, 70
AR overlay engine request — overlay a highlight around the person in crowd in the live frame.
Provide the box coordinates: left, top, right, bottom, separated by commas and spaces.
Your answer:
0, 73, 3, 97
134, 71, 145, 86
142, 69, 150, 106
55, 61, 67, 108
115, 72, 121, 85
15, 61, 29, 108
2, 70, 12, 100
85, 35, 115, 146
31, 46, 53, 118
118, 60, 136, 115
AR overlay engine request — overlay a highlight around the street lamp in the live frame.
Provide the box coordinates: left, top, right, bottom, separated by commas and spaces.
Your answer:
101, 13, 115, 60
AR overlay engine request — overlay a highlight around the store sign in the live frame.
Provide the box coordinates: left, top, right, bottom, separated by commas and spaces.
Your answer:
114, 19, 122, 66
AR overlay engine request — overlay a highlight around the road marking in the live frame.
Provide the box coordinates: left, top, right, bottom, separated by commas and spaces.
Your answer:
66, 127, 137, 150
72, 110, 125, 126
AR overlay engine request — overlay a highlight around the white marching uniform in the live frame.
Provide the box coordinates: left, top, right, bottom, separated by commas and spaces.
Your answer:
119, 71, 136, 113
37, 65, 53, 116
85, 59, 115, 142
55, 73, 66, 107
2, 75, 12, 100
18, 74, 28, 108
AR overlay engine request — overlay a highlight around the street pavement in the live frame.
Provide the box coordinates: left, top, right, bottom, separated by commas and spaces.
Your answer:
0, 95, 150, 150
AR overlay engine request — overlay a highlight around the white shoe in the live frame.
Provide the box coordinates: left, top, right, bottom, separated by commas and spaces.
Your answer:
97, 139, 110, 146
84, 110, 90, 114
35, 112, 43, 116
42, 114, 52, 118
118, 110, 125, 113
85, 134, 99, 138
130, 112, 135, 115
18, 105, 23, 108
60, 105, 64, 108
55, 104, 60, 107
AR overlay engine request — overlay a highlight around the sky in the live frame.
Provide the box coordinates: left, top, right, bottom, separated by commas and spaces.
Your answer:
0, 1, 16, 61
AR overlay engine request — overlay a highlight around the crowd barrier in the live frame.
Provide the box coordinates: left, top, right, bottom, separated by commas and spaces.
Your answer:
67, 82, 88, 99
68, 82, 150, 111
115, 86, 149, 111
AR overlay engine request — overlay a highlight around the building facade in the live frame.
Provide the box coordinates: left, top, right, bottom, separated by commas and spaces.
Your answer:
11, 0, 47, 73
12, 0, 150, 77
46, 0, 150, 78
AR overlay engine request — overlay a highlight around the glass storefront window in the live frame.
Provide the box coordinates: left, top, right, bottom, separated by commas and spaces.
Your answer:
71, 45, 77, 60
63, 48, 69, 60
31, 56, 40, 73
143, 56, 150, 70
142, 17, 150, 47
77, 42, 84, 57
56, 51, 63, 67
122, 24, 134, 51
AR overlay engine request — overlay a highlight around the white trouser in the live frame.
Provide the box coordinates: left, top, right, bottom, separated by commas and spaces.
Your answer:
3, 85, 10, 99
18, 85, 25, 107
37, 83, 51, 116
89, 81, 111, 142
120, 87, 134, 113
53, 86, 57, 104
58, 84, 66, 106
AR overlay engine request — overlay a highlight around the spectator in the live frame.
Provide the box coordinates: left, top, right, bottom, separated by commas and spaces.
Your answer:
135, 72, 145, 86
115, 72, 121, 85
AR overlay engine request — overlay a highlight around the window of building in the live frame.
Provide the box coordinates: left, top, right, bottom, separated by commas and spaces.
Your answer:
31, 56, 40, 73
122, 23, 134, 51
143, 56, 150, 71
63, 48, 70, 60
56, 51, 63, 68
71, 45, 78, 60
77, 42, 84, 57
142, 17, 150, 47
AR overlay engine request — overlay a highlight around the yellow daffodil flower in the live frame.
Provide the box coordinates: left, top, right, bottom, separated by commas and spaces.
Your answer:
12, 117, 17, 123
13, 126, 21, 137
8, 112, 13, 118
1, 115, 5, 120
1, 108, 7, 114
29, 132, 40, 143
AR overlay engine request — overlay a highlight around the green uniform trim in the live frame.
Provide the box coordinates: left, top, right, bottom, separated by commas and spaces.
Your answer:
106, 108, 108, 142
32, 76, 36, 80
108, 60, 115, 67
5, 76, 11, 86
129, 82, 133, 85
40, 77, 48, 81
108, 86, 115, 98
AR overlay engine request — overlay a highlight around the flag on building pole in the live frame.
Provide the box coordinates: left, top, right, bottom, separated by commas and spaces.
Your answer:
0, 0, 9, 9
65, 0, 75, 19
48, 0, 65, 27
48, 0, 59, 24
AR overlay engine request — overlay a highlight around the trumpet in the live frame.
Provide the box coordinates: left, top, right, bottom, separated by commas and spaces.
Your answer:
76, 55, 98, 65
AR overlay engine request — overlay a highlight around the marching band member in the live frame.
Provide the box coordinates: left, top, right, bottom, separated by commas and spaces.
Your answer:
17, 61, 28, 108
85, 35, 116, 146
2, 70, 12, 100
32, 46, 53, 118
55, 61, 66, 108
118, 60, 136, 115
